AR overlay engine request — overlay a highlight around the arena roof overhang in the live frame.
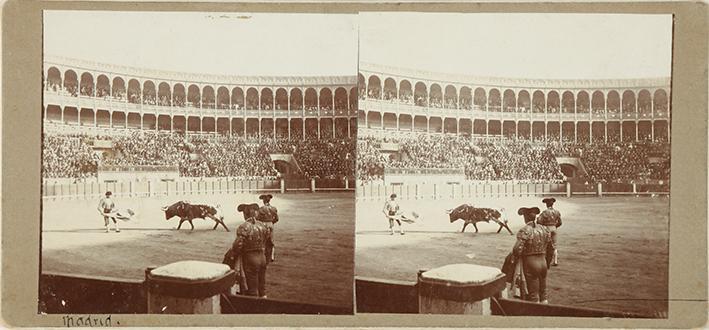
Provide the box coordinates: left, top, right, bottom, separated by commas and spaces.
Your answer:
44, 55, 357, 87
359, 62, 671, 91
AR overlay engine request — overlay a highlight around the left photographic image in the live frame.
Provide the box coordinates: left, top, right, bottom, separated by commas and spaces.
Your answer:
40, 10, 358, 315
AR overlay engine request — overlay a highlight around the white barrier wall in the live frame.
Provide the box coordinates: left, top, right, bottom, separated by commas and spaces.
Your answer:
357, 181, 568, 201
356, 181, 669, 201
42, 177, 355, 200
42, 178, 283, 200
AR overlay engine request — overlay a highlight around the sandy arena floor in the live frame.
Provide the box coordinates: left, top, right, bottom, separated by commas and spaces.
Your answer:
355, 195, 669, 316
42, 192, 355, 310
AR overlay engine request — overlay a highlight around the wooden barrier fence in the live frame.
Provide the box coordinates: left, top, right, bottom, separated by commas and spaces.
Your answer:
39, 272, 351, 315
354, 276, 655, 318
42, 177, 354, 200
356, 181, 670, 201
39, 272, 666, 318
39, 271, 655, 317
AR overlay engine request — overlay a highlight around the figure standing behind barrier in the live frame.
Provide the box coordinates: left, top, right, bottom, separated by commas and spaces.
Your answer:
257, 194, 278, 263
537, 197, 562, 266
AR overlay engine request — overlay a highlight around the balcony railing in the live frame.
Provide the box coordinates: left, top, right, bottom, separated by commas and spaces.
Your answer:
360, 98, 670, 122
44, 92, 356, 118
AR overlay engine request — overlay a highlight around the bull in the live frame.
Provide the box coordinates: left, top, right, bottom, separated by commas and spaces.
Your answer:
161, 201, 229, 231
446, 204, 513, 235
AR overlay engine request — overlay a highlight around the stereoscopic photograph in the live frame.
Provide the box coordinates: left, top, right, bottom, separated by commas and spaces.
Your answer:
355, 12, 672, 317
40, 10, 358, 315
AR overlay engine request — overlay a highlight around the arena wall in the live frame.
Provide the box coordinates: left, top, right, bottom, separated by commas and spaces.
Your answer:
352, 276, 654, 318
39, 271, 653, 317
39, 272, 350, 315
355, 277, 419, 313
356, 181, 669, 201
42, 177, 354, 200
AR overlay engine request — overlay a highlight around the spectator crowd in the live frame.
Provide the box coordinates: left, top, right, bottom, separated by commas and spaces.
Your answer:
42, 131, 356, 181
356, 134, 670, 184
43, 134, 99, 179
42, 128, 669, 185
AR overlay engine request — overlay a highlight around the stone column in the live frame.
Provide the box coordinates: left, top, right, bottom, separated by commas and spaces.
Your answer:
145, 261, 235, 314
417, 264, 506, 315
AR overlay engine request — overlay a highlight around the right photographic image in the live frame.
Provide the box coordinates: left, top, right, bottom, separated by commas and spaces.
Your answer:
355, 12, 672, 317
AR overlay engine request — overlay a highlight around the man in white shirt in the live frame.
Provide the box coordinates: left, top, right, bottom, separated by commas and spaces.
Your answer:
382, 194, 404, 235
97, 191, 120, 233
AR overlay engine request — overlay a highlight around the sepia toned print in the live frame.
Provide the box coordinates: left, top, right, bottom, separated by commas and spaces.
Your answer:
40, 10, 357, 315
355, 12, 672, 317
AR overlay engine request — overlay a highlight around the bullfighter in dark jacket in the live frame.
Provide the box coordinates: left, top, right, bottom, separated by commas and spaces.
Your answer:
512, 206, 555, 303
232, 203, 271, 298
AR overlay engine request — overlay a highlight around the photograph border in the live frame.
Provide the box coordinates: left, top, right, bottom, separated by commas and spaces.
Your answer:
2, 1, 707, 328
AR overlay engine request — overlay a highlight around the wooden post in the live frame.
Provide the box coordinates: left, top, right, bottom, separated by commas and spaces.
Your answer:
310, 178, 316, 192
145, 261, 235, 314
280, 178, 286, 194
566, 182, 571, 198
597, 182, 603, 197
417, 264, 506, 315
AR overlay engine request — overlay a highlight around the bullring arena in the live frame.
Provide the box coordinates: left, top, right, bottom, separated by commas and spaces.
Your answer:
41, 57, 357, 312
355, 194, 669, 316
43, 191, 355, 309
354, 63, 671, 317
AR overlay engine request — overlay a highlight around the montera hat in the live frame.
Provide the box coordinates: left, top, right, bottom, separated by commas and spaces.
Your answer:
390, 193, 397, 198
237, 204, 249, 212
238, 203, 259, 212
542, 197, 556, 206
518, 207, 541, 223
259, 194, 273, 201
517, 207, 541, 216
105, 191, 112, 196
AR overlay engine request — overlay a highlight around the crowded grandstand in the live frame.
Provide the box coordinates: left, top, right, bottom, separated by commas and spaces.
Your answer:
356, 63, 671, 186
42, 56, 357, 182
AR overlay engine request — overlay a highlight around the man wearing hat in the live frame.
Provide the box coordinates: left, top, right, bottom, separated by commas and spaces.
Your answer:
232, 203, 271, 298
511, 206, 554, 303
537, 198, 562, 266
257, 194, 278, 263
382, 193, 404, 235
97, 191, 119, 233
